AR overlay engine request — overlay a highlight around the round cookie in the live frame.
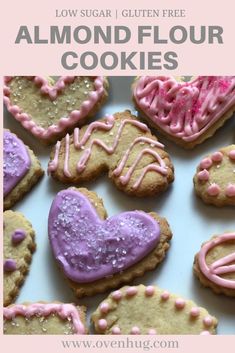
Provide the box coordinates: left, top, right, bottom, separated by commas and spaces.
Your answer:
193, 145, 235, 207
194, 232, 235, 297
48, 110, 174, 197
4, 76, 109, 144
4, 129, 44, 210
92, 284, 218, 335
48, 187, 172, 297
132, 76, 235, 149
4, 211, 36, 306
4, 302, 87, 334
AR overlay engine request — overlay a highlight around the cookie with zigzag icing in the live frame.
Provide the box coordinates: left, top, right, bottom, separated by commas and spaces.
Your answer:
48, 110, 174, 197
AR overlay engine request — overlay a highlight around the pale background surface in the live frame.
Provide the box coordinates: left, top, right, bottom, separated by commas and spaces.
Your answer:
4, 77, 235, 334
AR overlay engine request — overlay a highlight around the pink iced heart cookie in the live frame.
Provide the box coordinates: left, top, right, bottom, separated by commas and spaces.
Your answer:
48, 188, 172, 297
4, 76, 108, 144
133, 76, 235, 148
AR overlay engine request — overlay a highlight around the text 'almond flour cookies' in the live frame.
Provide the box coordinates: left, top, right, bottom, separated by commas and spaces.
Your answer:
3, 302, 87, 334
48, 111, 174, 197
92, 284, 218, 335
132, 76, 235, 149
194, 232, 235, 297
48, 188, 172, 297
193, 145, 235, 207
4, 76, 109, 144
3, 129, 44, 210
4, 211, 36, 307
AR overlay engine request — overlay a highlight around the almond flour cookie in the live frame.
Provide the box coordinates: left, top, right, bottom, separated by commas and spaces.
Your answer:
4, 302, 87, 334
48, 110, 174, 197
4, 211, 36, 307
132, 76, 235, 149
48, 188, 172, 298
4, 76, 109, 144
3, 129, 44, 210
193, 145, 235, 207
194, 232, 235, 297
92, 284, 218, 335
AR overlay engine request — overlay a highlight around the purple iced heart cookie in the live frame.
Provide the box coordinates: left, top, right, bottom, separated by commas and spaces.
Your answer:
48, 189, 160, 283
3, 130, 31, 196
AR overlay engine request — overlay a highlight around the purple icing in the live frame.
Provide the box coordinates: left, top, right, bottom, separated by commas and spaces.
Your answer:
11, 229, 26, 244
4, 259, 17, 272
3, 130, 31, 196
48, 189, 160, 283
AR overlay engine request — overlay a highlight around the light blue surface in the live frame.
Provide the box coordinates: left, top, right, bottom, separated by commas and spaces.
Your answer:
4, 77, 235, 334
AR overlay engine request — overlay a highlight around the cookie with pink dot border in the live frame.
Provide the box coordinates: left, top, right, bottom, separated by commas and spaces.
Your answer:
4, 211, 36, 307
4, 76, 109, 144
48, 187, 172, 298
194, 232, 235, 297
92, 284, 217, 334
3, 302, 87, 334
132, 76, 235, 149
4, 129, 44, 210
193, 145, 235, 207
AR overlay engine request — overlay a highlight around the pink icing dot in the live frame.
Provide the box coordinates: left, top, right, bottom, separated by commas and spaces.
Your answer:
161, 291, 170, 301
228, 150, 235, 160
148, 328, 157, 335
200, 331, 211, 335
131, 326, 140, 334
203, 316, 213, 327
198, 170, 210, 181
98, 319, 107, 330
175, 298, 185, 309
211, 152, 223, 163
145, 286, 155, 296
190, 307, 200, 318
112, 290, 122, 301
200, 158, 212, 170
226, 184, 235, 197
112, 326, 121, 334
207, 183, 221, 196
100, 302, 109, 314
126, 286, 138, 297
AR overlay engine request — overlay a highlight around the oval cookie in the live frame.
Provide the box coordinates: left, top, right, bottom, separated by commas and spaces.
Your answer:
48, 187, 172, 297
48, 110, 174, 197
92, 284, 218, 334
193, 145, 235, 207
194, 232, 235, 297
132, 76, 235, 149
4, 211, 36, 306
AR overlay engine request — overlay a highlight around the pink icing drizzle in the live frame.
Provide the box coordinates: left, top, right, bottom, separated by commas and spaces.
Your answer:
3, 303, 85, 334
3, 76, 105, 141
133, 76, 235, 142
198, 232, 235, 289
48, 115, 168, 189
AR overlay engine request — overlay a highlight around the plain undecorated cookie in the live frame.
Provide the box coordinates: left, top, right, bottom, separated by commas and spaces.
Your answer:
194, 232, 235, 297
4, 302, 87, 334
193, 145, 235, 207
4, 129, 44, 210
48, 110, 174, 197
132, 76, 235, 149
48, 187, 172, 297
92, 284, 218, 335
4, 211, 36, 306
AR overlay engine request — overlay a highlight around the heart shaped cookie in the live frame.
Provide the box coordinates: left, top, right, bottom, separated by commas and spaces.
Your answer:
4, 211, 36, 306
4, 76, 108, 144
48, 110, 174, 197
194, 232, 235, 297
4, 302, 87, 334
48, 188, 172, 297
92, 284, 218, 334
4, 129, 44, 210
133, 76, 235, 148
